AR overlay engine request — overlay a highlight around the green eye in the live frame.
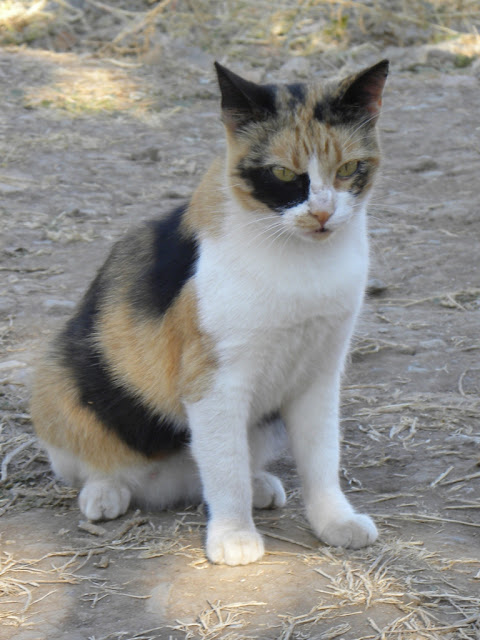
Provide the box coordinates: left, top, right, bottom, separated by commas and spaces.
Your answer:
337, 160, 359, 179
272, 166, 297, 182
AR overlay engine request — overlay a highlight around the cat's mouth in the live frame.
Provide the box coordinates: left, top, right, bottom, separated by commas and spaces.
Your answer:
312, 226, 332, 237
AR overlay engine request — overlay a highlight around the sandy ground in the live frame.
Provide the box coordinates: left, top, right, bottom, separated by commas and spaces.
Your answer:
0, 6, 479, 639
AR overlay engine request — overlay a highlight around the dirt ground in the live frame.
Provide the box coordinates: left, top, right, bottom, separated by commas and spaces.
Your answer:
1, 2, 480, 639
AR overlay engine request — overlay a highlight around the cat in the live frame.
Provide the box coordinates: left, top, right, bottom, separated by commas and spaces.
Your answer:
31, 59, 389, 566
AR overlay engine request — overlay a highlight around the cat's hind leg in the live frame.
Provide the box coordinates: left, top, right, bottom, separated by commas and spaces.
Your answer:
250, 416, 287, 510
79, 448, 202, 521
79, 479, 131, 521
43, 437, 200, 521
45, 444, 132, 521
46, 444, 83, 487
128, 448, 202, 510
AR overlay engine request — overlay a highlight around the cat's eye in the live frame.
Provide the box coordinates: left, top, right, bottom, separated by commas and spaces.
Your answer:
337, 160, 359, 179
271, 166, 297, 182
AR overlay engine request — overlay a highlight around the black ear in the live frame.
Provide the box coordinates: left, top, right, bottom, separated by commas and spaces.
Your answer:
339, 59, 389, 122
214, 62, 276, 131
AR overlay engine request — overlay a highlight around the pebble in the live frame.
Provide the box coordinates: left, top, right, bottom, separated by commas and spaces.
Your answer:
366, 278, 388, 296
78, 520, 107, 537
130, 147, 161, 162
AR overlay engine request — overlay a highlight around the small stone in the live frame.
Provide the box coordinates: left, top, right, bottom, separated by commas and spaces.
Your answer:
130, 147, 161, 162
78, 520, 107, 536
366, 278, 388, 296
94, 556, 110, 569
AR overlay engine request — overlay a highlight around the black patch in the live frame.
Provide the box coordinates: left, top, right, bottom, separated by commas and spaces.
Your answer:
313, 95, 370, 127
286, 83, 305, 108
58, 206, 195, 457
239, 165, 310, 212
215, 62, 277, 130
341, 59, 389, 118
128, 205, 199, 316
313, 101, 324, 122
315, 60, 389, 127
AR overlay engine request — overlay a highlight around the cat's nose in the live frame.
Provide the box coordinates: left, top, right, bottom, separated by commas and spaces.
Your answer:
311, 210, 332, 228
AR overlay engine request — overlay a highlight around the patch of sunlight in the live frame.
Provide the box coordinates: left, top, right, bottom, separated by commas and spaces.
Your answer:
434, 33, 480, 59
0, 0, 52, 43
23, 56, 153, 115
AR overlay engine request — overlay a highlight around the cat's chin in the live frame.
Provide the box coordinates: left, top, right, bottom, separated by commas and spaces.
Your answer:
297, 227, 334, 243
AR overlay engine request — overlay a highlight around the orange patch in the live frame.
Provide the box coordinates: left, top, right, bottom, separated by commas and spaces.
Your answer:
31, 357, 146, 472
185, 157, 227, 238
97, 281, 216, 416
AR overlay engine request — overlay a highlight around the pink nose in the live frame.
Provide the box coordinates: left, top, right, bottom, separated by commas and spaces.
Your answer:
311, 210, 331, 227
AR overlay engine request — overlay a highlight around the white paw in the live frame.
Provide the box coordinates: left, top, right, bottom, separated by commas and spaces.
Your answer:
79, 480, 131, 521
252, 472, 287, 509
316, 513, 378, 549
207, 524, 264, 565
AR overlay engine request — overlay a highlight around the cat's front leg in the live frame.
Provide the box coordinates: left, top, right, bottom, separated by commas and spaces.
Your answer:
186, 389, 264, 566
284, 371, 378, 549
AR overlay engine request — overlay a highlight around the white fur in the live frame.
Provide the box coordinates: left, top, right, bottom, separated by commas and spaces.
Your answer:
187, 180, 377, 564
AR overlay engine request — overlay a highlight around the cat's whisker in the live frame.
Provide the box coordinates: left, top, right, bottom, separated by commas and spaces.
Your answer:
235, 214, 282, 231
277, 225, 299, 256
226, 216, 285, 251
248, 220, 290, 250
249, 223, 286, 248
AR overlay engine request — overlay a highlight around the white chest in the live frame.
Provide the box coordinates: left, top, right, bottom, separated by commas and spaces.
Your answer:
192, 222, 368, 418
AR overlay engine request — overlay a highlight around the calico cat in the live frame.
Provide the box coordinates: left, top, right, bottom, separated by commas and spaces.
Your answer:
31, 59, 389, 566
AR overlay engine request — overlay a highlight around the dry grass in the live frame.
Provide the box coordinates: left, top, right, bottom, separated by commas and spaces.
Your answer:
0, 550, 81, 627
0, 0, 54, 43
1, 0, 480, 57
22, 58, 153, 115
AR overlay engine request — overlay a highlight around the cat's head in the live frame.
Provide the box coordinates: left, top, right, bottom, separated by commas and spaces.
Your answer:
215, 60, 388, 243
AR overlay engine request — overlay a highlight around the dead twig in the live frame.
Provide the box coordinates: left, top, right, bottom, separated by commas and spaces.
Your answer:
1, 438, 36, 483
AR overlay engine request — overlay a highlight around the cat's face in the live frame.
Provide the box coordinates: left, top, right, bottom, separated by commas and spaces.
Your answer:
216, 61, 388, 243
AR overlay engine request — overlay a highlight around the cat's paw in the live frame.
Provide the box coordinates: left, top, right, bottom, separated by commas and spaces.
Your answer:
207, 524, 264, 566
252, 472, 287, 509
79, 480, 131, 521
316, 513, 378, 549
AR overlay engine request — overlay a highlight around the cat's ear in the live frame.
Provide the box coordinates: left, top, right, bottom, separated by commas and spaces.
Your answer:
214, 62, 276, 132
339, 59, 389, 122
